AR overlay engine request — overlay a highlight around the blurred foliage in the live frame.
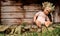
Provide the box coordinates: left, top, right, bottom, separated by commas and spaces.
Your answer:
0, 32, 4, 36
0, 23, 60, 36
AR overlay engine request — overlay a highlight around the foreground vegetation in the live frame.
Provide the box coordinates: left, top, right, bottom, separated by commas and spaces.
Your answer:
0, 23, 60, 36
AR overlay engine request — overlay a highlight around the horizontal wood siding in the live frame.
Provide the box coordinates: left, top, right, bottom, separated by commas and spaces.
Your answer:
1, 1, 41, 25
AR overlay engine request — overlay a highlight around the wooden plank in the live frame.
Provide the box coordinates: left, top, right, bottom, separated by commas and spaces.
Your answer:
25, 12, 36, 18
22, 19, 33, 23
1, 1, 22, 6
1, 13, 24, 18
1, 6, 23, 12
24, 6, 41, 11
1, 19, 22, 25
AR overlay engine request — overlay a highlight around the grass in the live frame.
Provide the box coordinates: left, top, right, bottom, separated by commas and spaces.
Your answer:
20, 24, 60, 36
0, 24, 60, 36
0, 32, 4, 36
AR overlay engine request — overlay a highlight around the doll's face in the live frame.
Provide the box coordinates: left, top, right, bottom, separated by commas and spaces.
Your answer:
44, 7, 51, 15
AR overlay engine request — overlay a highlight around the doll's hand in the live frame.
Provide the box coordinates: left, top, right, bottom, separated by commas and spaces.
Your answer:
45, 21, 52, 27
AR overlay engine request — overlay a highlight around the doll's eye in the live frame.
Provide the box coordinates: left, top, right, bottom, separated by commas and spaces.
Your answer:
46, 10, 50, 12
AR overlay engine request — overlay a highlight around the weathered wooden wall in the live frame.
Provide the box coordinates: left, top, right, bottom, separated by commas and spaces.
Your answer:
54, 6, 60, 23
1, 1, 60, 25
1, 1, 41, 25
